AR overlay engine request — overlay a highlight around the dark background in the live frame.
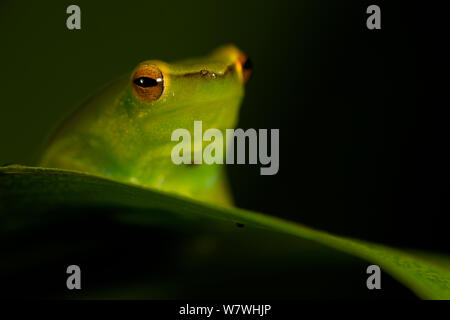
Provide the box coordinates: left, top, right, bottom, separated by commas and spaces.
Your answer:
0, 1, 447, 299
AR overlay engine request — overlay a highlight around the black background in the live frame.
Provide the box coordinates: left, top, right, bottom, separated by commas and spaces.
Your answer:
230, 1, 448, 252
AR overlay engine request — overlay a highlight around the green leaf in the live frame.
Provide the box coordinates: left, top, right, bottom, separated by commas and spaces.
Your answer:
1, 165, 449, 299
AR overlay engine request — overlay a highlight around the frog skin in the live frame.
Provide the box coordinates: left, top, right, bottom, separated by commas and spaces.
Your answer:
39, 45, 252, 206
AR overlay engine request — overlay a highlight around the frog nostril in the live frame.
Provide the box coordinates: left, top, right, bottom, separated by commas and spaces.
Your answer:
200, 69, 217, 79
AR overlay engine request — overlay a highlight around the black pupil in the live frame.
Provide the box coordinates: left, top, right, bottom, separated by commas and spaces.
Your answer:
134, 77, 158, 88
243, 58, 253, 71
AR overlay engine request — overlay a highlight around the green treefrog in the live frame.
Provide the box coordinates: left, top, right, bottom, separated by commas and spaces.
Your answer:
39, 45, 252, 206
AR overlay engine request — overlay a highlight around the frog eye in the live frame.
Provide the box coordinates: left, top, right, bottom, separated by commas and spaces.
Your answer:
242, 57, 253, 83
132, 64, 164, 103
237, 53, 252, 84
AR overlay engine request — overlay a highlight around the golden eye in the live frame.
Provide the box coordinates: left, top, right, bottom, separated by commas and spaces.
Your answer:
236, 52, 252, 84
132, 64, 164, 103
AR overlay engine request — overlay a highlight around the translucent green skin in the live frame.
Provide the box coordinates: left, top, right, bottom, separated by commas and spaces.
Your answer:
40, 45, 246, 206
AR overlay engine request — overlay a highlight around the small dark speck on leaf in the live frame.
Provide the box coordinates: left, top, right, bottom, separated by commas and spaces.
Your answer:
236, 223, 245, 228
